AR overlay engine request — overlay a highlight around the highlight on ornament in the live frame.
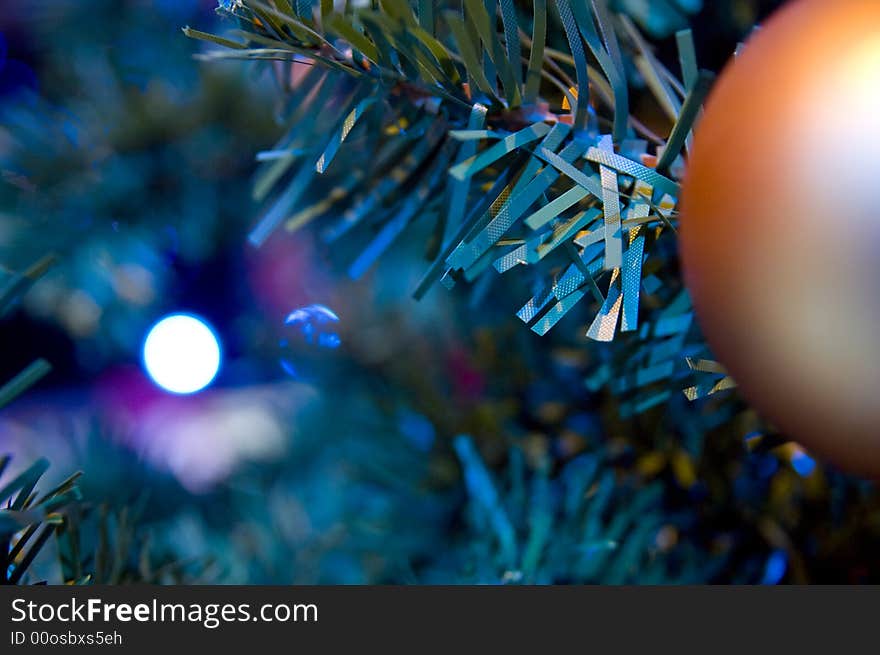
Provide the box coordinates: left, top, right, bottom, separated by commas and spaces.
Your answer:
142, 313, 222, 394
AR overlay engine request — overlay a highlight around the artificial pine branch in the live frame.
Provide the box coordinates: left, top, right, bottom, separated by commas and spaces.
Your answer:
188, 0, 719, 423
1, 456, 207, 585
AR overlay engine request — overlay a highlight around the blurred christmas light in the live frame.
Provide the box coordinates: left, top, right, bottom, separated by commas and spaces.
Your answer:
142, 313, 221, 394
278, 304, 340, 380
760, 549, 788, 585
138, 395, 286, 492
790, 448, 817, 478
398, 410, 435, 452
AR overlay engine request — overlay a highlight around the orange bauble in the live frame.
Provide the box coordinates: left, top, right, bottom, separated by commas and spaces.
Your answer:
679, 0, 880, 476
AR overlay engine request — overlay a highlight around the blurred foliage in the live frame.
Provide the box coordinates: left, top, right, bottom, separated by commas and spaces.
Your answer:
432, 435, 726, 583
57, 502, 208, 585
0, 0, 277, 373
1, 455, 201, 585
1, 457, 81, 584
612, 0, 701, 38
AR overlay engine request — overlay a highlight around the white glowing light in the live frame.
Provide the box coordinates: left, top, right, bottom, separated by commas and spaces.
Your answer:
143, 314, 221, 394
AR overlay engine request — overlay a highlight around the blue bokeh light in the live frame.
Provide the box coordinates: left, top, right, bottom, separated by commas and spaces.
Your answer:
791, 450, 816, 478
142, 313, 221, 394
760, 549, 788, 585
398, 410, 436, 452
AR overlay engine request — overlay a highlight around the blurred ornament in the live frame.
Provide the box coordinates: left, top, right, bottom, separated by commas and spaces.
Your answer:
143, 313, 221, 394
680, 0, 880, 476
278, 304, 341, 380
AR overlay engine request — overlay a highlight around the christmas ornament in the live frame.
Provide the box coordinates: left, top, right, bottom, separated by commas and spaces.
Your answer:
278, 304, 341, 380
680, 0, 880, 475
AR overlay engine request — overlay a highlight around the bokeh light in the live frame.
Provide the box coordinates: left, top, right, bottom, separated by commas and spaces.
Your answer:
142, 313, 221, 394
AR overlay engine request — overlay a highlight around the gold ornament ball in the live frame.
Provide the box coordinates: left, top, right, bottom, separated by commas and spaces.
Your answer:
679, 0, 880, 476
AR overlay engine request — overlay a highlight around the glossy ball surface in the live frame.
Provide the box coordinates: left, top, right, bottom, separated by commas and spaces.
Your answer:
680, 0, 880, 475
